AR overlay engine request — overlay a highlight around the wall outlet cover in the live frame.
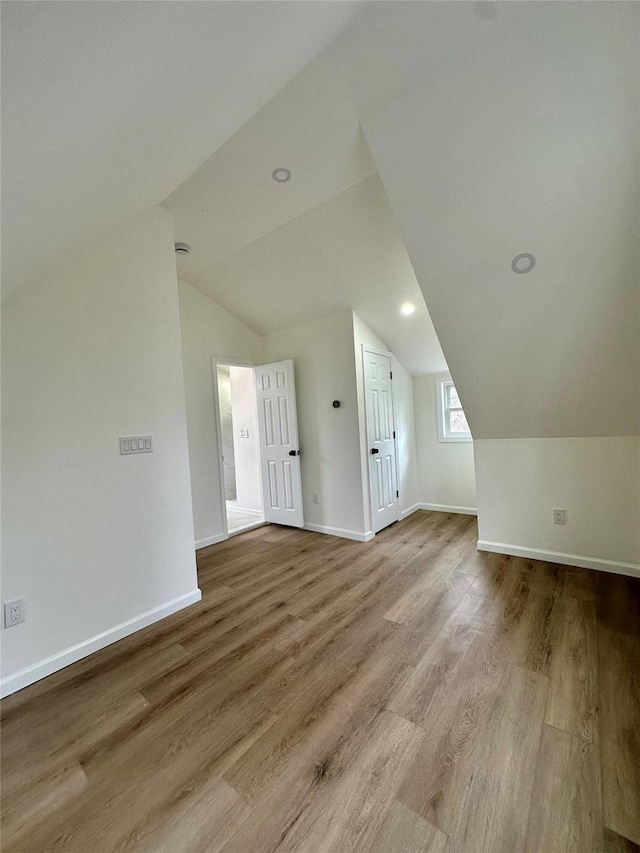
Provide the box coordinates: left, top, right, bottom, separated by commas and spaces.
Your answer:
4, 598, 25, 628
552, 509, 566, 525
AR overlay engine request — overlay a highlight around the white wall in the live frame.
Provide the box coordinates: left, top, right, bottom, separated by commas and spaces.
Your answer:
229, 365, 262, 513
177, 280, 263, 548
352, 312, 418, 528
1, 208, 199, 695
413, 374, 477, 513
475, 438, 640, 573
263, 311, 367, 540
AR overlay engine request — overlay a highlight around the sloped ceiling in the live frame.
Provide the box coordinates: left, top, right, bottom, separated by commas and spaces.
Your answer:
174, 174, 446, 375
361, 2, 640, 438
8, 0, 635, 433
165, 39, 448, 375
1, 0, 364, 297
168, 0, 638, 431
164, 56, 377, 268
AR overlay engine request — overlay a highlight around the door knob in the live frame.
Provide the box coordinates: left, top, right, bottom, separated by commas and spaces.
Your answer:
370, 448, 379, 454
289, 450, 300, 456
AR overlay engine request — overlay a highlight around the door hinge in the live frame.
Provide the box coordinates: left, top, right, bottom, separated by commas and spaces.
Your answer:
396, 490, 399, 498
393, 430, 396, 439
390, 371, 393, 379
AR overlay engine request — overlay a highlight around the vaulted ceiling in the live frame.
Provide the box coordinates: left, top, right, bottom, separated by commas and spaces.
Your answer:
4, 0, 637, 421
163, 52, 447, 374
171, 174, 446, 375
360, 1, 640, 437
1, 1, 363, 298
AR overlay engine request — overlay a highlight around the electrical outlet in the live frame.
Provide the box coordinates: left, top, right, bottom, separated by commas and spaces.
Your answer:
4, 598, 25, 628
553, 509, 566, 525
312, 492, 320, 505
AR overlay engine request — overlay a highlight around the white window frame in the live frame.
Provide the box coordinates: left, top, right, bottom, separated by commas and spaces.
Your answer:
437, 376, 472, 443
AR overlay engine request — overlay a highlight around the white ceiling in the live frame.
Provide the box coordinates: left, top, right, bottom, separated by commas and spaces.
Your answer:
176, 174, 447, 375
165, 46, 448, 375
363, 1, 640, 438
164, 56, 377, 268
1, 1, 364, 297
5, 1, 636, 435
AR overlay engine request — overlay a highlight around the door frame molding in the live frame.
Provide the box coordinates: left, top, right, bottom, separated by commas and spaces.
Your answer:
210, 356, 263, 541
361, 344, 400, 535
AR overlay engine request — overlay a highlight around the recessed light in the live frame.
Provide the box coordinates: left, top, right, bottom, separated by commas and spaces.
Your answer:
511, 253, 535, 274
400, 303, 415, 316
175, 243, 190, 255
272, 168, 292, 183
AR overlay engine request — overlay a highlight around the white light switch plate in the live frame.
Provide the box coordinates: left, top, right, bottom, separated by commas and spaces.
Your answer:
120, 435, 153, 455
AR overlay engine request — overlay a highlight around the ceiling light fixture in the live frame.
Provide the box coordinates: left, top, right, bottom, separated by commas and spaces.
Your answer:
401, 303, 415, 316
272, 168, 292, 183
511, 252, 535, 274
175, 242, 190, 255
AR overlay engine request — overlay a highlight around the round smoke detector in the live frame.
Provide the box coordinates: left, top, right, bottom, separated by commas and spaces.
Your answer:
175, 242, 190, 256
272, 168, 292, 183
511, 252, 535, 274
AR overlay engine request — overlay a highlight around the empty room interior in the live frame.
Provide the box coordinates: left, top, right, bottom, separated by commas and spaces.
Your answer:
1, 2, 639, 852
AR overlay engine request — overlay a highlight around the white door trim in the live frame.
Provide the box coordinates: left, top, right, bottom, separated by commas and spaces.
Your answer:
362, 344, 400, 535
362, 344, 394, 360
211, 356, 263, 542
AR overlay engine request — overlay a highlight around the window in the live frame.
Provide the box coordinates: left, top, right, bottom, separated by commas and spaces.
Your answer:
438, 378, 472, 442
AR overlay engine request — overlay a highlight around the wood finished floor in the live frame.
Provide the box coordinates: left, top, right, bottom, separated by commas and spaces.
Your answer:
2, 511, 639, 853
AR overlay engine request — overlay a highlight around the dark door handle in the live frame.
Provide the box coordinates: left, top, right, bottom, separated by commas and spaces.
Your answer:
370, 448, 379, 454
289, 450, 300, 456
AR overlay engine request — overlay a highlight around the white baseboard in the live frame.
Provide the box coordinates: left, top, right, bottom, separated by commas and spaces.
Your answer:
227, 506, 262, 517
400, 503, 421, 520
195, 533, 227, 550
477, 540, 640, 579
419, 503, 478, 516
304, 523, 374, 543
0, 589, 202, 699
228, 520, 267, 537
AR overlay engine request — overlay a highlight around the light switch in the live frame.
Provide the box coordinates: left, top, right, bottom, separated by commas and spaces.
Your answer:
120, 435, 153, 455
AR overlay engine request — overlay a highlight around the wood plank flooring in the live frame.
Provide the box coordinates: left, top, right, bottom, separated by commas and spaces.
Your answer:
2, 511, 639, 852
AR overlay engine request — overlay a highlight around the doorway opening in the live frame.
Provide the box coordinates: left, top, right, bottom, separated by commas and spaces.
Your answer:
215, 363, 265, 536
212, 357, 305, 540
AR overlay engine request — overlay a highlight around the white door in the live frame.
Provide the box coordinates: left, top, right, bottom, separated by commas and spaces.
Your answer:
363, 347, 399, 533
255, 360, 304, 528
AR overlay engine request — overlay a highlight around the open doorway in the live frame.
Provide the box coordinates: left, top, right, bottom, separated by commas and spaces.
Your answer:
215, 363, 265, 536
212, 357, 305, 539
